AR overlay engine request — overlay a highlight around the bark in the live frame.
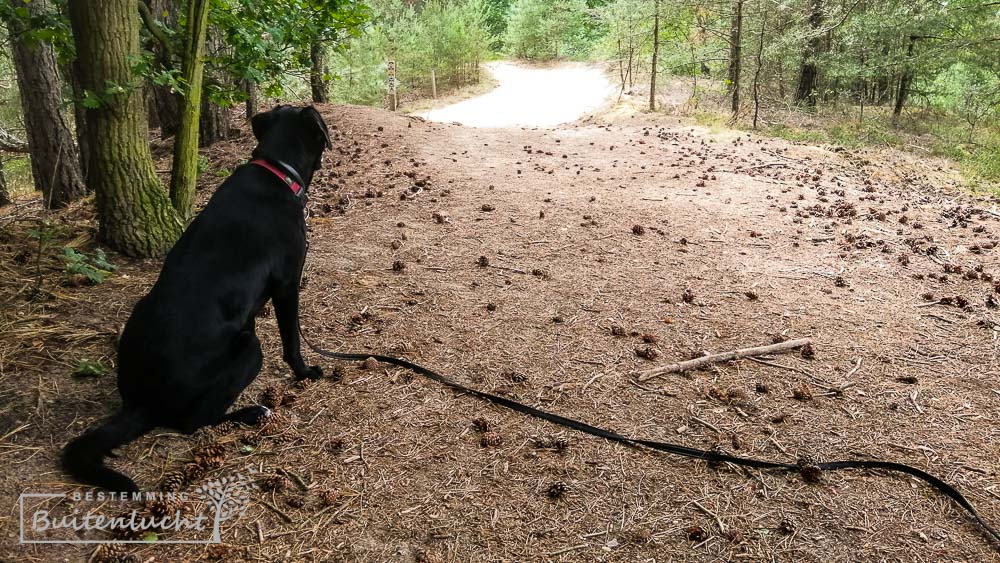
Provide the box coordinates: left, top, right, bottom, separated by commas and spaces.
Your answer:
67, 0, 183, 257
144, 0, 181, 137
751, 2, 765, 129
727, 0, 744, 117
244, 78, 258, 120
7, 0, 88, 209
169, 0, 210, 219
0, 155, 10, 206
310, 41, 330, 103
794, 0, 823, 108
199, 94, 231, 146
649, 0, 659, 111
197, 30, 230, 146
64, 60, 91, 174
892, 36, 916, 123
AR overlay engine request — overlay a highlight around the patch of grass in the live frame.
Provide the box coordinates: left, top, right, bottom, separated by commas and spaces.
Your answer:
3, 155, 35, 197
745, 106, 999, 189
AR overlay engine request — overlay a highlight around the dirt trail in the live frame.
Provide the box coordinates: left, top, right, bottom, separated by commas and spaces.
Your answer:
3, 103, 1000, 562
419, 61, 615, 127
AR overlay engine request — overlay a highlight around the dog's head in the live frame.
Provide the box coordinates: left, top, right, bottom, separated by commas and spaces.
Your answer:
250, 105, 332, 186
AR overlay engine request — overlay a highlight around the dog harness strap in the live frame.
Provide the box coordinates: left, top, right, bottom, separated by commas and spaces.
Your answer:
250, 159, 302, 196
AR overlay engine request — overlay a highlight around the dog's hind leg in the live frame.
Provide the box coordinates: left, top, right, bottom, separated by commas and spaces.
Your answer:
178, 331, 267, 432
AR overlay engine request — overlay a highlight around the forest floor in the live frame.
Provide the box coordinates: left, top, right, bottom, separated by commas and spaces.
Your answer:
2, 100, 1000, 562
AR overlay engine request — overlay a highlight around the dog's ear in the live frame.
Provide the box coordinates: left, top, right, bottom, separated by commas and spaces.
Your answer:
301, 106, 332, 150
250, 109, 277, 142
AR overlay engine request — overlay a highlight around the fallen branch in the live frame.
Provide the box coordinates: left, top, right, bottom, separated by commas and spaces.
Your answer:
636, 338, 812, 382
0, 128, 28, 153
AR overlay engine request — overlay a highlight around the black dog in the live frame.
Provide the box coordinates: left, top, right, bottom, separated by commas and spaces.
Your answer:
63, 105, 330, 492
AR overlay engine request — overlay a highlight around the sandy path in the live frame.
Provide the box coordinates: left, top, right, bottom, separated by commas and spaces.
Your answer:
419, 61, 615, 128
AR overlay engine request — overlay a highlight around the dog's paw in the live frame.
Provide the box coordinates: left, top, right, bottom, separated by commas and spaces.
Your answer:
224, 405, 271, 426
295, 365, 323, 381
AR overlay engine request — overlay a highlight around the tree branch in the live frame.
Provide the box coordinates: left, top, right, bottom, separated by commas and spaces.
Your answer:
138, 1, 174, 62
0, 128, 28, 153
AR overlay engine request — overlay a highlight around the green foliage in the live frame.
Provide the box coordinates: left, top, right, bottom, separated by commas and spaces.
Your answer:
504, 0, 592, 60
197, 155, 210, 175
328, 0, 494, 105
208, 0, 370, 103
72, 359, 109, 378
63, 248, 117, 284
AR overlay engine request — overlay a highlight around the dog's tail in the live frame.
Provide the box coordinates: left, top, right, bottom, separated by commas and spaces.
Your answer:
61, 409, 151, 492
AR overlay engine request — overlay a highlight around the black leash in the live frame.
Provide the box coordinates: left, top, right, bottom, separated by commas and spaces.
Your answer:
298, 330, 1000, 548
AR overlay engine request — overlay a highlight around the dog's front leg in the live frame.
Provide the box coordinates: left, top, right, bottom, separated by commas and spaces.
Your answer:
273, 281, 323, 380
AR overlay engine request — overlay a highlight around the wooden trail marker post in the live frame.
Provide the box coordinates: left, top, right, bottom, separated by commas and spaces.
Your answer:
387, 60, 398, 111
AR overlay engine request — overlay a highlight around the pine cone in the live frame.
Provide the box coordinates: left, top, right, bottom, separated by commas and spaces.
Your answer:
112, 511, 143, 540
159, 469, 186, 493
479, 431, 502, 447
318, 489, 341, 507
259, 475, 290, 492
205, 544, 239, 560
182, 462, 206, 483
284, 495, 306, 509
91, 543, 128, 563
546, 481, 568, 499
193, 442, 226, 470
146, 498, 180, 519
261, 385, 284, 408
257, 411, 287, 437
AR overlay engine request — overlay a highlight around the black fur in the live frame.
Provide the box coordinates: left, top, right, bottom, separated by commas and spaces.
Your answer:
62, 106, 330, 492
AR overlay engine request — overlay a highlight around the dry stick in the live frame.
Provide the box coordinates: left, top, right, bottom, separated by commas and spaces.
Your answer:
636, 338, 812, 382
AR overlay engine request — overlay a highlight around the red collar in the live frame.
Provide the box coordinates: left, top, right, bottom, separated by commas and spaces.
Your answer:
250, 159, 303, 196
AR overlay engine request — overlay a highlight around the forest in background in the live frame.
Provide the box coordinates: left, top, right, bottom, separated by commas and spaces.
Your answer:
0, 0, 998, 257
329, 0, 1000, 185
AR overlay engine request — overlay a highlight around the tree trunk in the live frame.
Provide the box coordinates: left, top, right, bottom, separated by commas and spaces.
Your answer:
198, 31, 230, 147
169, 0, 210, 220
244, 78, 258, 119
7, 0, 88, 209
649, 0, 659, 111
62, 60, 91, 176
727, 0, 744, 117
199, 95, 231, 147
794, 0, 823, 108
309, 41, 329, 103
67, 0, 183, 257
892, 36, 915, 123
0, 155, 10, 206
143, 0, 181, 137
751, 1, 765, 129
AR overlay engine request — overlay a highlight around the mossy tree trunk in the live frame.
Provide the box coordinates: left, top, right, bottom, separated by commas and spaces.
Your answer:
67, 0, 183, 257
169, 0, 211, 219
7, 0, 88, 209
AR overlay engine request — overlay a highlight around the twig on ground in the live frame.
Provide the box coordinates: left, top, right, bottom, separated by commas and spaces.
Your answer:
636, 338, 812, 381
547, 544, 589, 557
691, 499, 727, 534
